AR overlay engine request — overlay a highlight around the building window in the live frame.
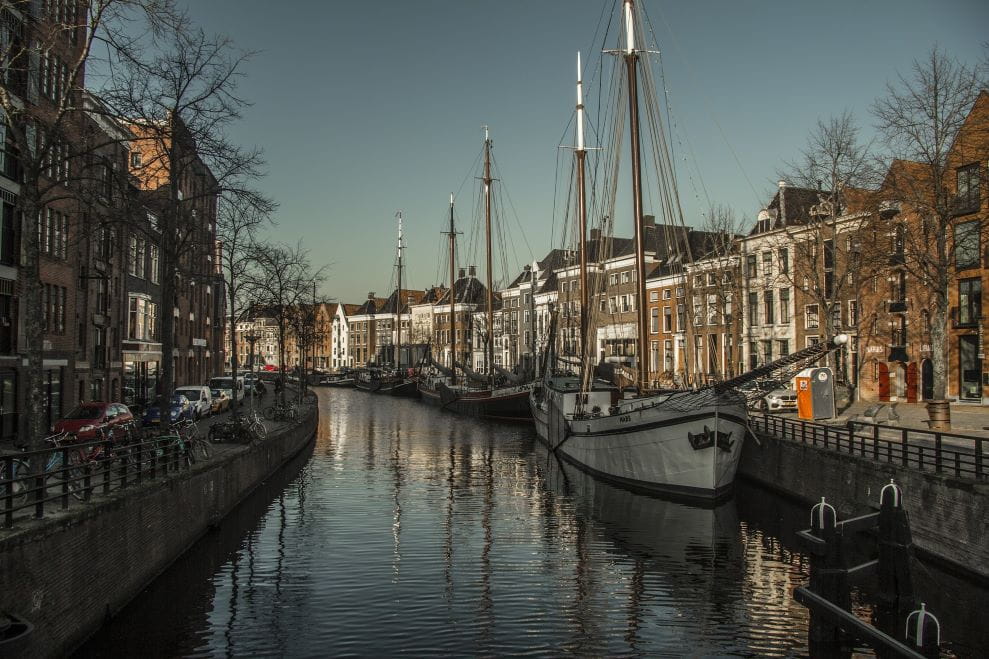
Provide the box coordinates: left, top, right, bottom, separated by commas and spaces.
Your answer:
762, 251, 772, 278
954, 220, 981, 270
650, 290, 659, 302
805, 304, 820, 330
748, 292, 759, 326
663, 306, 672, 333
847, 300, 858, 326
676, 303, 685, 331
746, 254, 757, 279
675, 286, 684, 298
662, 289, 671, 300
761, 339, 772, 365
956, 163, 981, 214
958, 278, 982, 326
0, 200, 15, 266
779, 288, 790, 324
777, 339, 789, 357
650, 307, 659, 333
763, 290, 774, 324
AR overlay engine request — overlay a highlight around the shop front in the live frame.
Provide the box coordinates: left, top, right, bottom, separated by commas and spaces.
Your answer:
123, 342, 162, 411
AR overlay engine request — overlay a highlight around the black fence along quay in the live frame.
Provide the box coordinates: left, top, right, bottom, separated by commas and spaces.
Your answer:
751, 413, 986, 481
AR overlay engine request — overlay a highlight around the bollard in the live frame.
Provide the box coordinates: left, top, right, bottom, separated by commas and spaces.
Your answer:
874, 479, 916, 640
808, 497, 849, 652
905, 603, 940, 658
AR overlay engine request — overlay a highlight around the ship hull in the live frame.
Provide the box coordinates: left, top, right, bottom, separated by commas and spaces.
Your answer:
533, 385, 746, 501
419, 380, 533, 421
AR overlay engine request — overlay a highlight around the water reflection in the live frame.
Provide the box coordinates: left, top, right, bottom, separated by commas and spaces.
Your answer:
77, 389, 983, 657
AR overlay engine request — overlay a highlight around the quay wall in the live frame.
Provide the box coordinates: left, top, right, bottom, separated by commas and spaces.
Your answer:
0, 408, 318, 658
738, 430, 989, 580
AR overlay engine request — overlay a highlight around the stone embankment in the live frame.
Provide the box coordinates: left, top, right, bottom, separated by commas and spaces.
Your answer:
738, 427, 988, 581
0, 404, 318, 658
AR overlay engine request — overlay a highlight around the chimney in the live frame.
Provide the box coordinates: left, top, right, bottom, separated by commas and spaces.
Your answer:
642, 214, 655, 227
458, 268, 465, 279
367, 291, 375, 300
589, 227, 600, 242
468, 265, 476, 278
778, 180, 787, 226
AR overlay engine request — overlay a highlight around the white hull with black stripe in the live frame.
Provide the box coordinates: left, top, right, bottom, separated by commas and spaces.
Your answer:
531, 382, 746, 501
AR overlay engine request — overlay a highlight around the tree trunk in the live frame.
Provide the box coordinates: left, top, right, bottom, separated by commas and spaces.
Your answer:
228, 281, 238, 411
21, 195, 47, 462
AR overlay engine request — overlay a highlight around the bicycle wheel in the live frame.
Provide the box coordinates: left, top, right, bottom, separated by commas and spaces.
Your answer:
253, 422, 267, 442
0, 458, 30, 507
66, 451, 91, 501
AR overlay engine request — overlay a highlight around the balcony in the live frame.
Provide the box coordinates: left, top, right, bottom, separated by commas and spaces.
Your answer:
886, 300, 908, 313
950, 306, 981, 329
888, 345, 909, 363
951, 194, 981, 217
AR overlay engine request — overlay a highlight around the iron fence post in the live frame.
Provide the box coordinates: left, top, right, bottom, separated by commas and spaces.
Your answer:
976, 438, 984, 480
900, 429, 909, 468
934, 434, 942, 474
3, 454, 12, 527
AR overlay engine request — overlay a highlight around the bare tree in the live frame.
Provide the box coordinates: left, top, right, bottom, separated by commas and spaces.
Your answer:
245, 242, 325, 406
99, 20, 267, 417
777, 112, 879, 386
0, 0, 179, 453
217, 192, 274, 410
695, 205, 745, 380
871, 47, 984, 403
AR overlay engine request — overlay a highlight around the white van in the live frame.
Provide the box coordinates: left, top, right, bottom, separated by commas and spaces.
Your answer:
174, 385, 213, 419
207, 376, 244, 403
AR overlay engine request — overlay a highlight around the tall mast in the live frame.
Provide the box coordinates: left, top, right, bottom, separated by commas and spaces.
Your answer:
443, 194, 458, 383
483, 127, 495, 389
575, 51, 590, 376
623, 0, 649, 392
395, 210, 403, 370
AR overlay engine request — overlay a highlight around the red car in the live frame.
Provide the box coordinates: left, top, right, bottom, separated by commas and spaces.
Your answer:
54, 402, 134, 440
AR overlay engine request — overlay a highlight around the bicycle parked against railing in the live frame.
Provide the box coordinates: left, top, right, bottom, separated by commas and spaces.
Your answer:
172, 418, 210, 462
263, 403, 298, 423
209, 409, 267, 445
1, 431, 94, 505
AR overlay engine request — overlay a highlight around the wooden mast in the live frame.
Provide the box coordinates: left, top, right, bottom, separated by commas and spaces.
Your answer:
395, 211, 403, 371
575, 51, 590, 379
623, 0, 649, 392
444, 194, 458, 383
483, 127, 495, 390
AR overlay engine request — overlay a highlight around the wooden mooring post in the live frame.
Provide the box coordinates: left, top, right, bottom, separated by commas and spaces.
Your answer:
794, 480, 941, 658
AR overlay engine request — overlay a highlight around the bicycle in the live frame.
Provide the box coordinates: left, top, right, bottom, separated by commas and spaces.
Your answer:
174, 418, 211, 463
262, 403, 298, 423
208, 409, 266, 445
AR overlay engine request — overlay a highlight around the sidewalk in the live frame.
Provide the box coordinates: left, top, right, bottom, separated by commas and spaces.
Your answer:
828, 400, 989, 438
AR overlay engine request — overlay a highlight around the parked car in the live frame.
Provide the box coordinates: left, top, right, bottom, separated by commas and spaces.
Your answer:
54, 402, 135, 440
142, 394, 195, 426
740, 379, 797, 413
173, 385, 213, 420
210, 389, 230, 414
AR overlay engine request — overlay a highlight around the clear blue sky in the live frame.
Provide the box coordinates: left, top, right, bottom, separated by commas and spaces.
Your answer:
181, 0, 987, 304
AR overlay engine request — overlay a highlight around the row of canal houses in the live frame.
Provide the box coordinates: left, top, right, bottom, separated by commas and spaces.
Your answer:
283, 91, 987, 406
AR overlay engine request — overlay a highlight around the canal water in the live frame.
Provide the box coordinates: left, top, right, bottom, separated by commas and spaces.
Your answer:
79, 389, 984, 657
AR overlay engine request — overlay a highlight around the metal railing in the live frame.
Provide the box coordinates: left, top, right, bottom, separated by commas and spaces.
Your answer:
1, 425, 198, 528
752, 413, 985, 480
